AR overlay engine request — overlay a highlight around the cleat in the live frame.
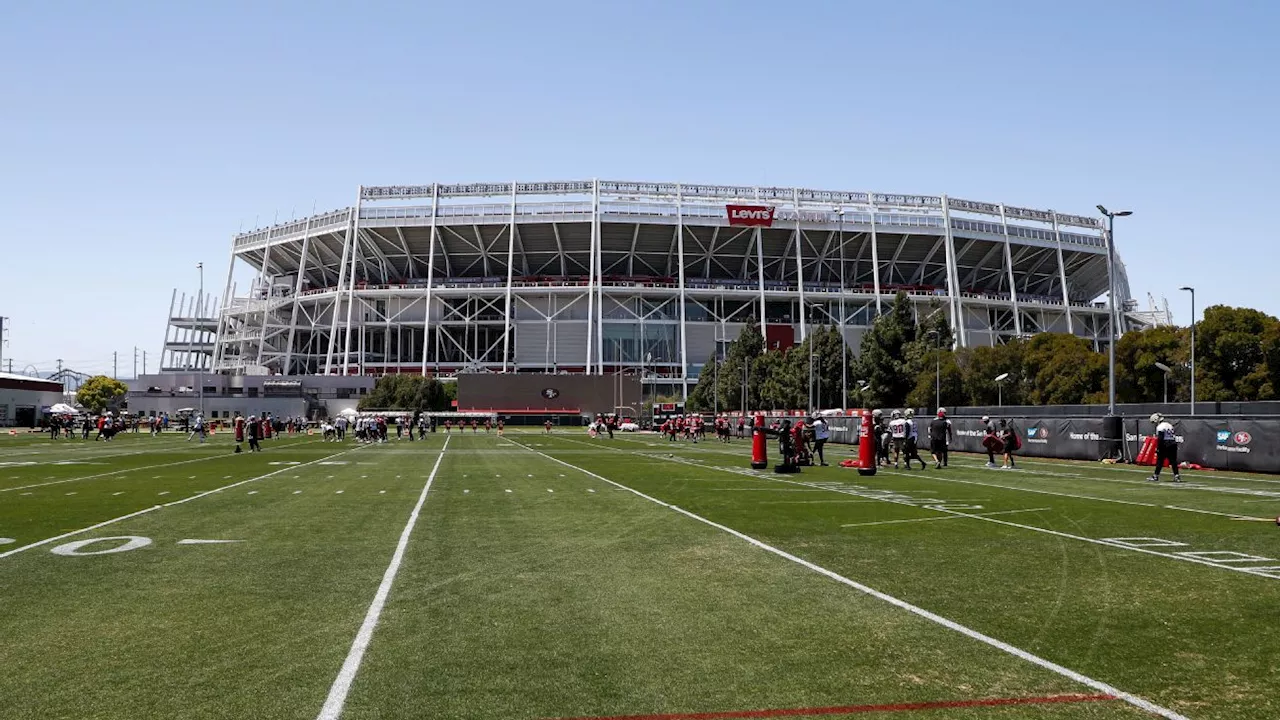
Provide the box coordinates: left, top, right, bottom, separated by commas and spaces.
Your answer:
1147, 475, 1159, 482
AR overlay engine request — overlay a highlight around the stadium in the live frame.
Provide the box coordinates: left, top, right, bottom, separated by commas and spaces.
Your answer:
164, 180, 1138, 399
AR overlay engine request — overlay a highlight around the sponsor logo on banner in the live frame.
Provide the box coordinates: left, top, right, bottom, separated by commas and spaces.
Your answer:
726, 204, 776, 227
541, 388, 560, 400
1026, 425, 1049, 444
1215, 428, 1251, 454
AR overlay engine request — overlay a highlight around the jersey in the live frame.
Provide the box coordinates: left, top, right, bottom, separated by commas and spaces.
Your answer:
1155, 421, 1177, 445
889, 418, 907, 439
928, 418, 951, 444
905, 418, 918, 441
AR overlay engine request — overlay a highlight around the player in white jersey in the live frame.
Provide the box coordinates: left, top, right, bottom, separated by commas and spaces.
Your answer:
888, 410, 908, 468
1147, 413, 1182, 482
902, 409, 927, 470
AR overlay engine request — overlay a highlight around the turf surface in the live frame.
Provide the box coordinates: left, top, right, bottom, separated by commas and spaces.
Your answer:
1, 428, 1278, 719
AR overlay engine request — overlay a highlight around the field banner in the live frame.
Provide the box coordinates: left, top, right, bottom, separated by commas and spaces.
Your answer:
1127, 418, 1280, 474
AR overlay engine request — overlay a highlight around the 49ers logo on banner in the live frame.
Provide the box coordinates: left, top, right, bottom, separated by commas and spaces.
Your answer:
726, 204, 776, 227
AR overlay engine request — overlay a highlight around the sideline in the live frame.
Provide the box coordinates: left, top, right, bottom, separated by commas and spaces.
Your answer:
315, 435, 452, 720
507, 437, 1190, 720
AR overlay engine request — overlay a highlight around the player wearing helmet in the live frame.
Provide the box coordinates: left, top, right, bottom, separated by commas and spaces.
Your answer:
1148, 413, 1182, 482
888, 410, 908, 469
902, 409, 927, 470
982, 415, 998, 468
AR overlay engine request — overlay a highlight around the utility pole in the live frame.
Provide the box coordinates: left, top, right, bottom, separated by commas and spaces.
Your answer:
0, 316, 7, 373
113, 351, 118, 379
134, 346, 139, 379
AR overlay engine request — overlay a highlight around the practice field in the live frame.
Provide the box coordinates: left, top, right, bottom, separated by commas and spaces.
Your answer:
2, 429, 1279, 720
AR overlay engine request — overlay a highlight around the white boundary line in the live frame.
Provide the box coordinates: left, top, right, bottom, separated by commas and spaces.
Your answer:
508, 438, 1190, 720
0, 437, 321, 493
0, 445, 361, 560
315, 435, 451, 720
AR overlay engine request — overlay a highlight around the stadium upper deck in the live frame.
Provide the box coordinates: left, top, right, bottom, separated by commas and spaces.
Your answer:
162, 180, 1137, 398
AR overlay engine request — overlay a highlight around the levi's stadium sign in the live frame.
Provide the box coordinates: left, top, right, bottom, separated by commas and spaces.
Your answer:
726, 204, 776, 227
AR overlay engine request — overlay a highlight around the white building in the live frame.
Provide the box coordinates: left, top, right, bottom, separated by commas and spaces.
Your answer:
0, 371, 66, 427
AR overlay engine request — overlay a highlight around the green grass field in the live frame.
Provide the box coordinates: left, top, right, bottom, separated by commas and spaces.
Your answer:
2, 427, 1279, 720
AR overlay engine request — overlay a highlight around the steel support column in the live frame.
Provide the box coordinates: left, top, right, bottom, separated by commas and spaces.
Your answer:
940, 196, 966, 347
502, 183, 517, 373
998, 205, 1023, 338
676, 185, 689, 401
421, 184, 439, 375
282, 214, 313, 374
1051, 212, 1074, 334
793, 189, 807, 342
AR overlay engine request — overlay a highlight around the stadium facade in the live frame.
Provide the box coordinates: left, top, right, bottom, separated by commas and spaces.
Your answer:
161, 180, 1138, 399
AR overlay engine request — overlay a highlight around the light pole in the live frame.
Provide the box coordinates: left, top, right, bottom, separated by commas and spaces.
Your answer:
1180, 286, 1196, 415
197, 261, 205, 420
995, 372, 1009, 407
1154, 361, 1171, 404
928, 330, 941, 412
1096, 206, 1132, 417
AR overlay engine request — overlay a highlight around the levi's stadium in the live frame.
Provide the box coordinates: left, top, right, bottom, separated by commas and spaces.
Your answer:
162, 179, 1142, 399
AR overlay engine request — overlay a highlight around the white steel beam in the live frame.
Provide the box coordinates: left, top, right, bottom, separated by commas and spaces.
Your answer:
1052, 213, 1075, 334
868, 194, 883, 315
421, 184, 439, 375
282, 216, 313, 374
323, 207, 356, 375
998, 205, 1023, 337
502, 183, 517, 373
793, 189, 807, 342
676, 185, 689, 400
940, 195, 966, 347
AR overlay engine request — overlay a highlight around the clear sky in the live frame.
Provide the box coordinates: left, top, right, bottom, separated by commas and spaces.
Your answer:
1, 0, 1275, 378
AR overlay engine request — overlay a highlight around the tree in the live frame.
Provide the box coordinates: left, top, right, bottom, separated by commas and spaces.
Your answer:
854, 292, 918, 407
956, 341, 1025, 406
1193, 305, 1280, 401
905, 350, 964, 410
1019, 333, 1107, 405
359, 375, 454, 411
76, 375, 128, 413
1115, 326, 1188, 403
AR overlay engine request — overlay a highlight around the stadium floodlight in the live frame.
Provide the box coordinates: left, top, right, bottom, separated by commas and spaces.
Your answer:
1179, 286, 1196, 415
1097, 205, 1133, 418
994, 373, 1010, 407
1154, 362, 1172, 404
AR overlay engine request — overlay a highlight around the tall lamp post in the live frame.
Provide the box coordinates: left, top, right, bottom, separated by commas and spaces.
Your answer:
1179, 286, 1196, 415
1154, 361, 1171, 404
1096, 206, 1132, 417
994, 372, 1009, 408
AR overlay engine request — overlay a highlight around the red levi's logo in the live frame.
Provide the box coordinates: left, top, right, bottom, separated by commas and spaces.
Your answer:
726, 204, 776, 227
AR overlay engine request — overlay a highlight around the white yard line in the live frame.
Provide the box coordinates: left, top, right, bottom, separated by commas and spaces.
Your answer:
0, 437, 320, 493
841, 507, 1052, 528
0, 445, 360, 560
315, 435, 451, 720
508, 438, 1190, 720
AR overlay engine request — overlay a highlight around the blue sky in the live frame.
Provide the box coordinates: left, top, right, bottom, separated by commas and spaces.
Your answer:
1, 0, 1275, 378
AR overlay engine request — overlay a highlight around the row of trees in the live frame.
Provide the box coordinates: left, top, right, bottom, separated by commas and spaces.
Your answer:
686, 292, 1280, 412
358, 374, 457, 411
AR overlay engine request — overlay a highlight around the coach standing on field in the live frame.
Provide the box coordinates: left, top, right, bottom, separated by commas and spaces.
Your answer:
929, 408, 952, 469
